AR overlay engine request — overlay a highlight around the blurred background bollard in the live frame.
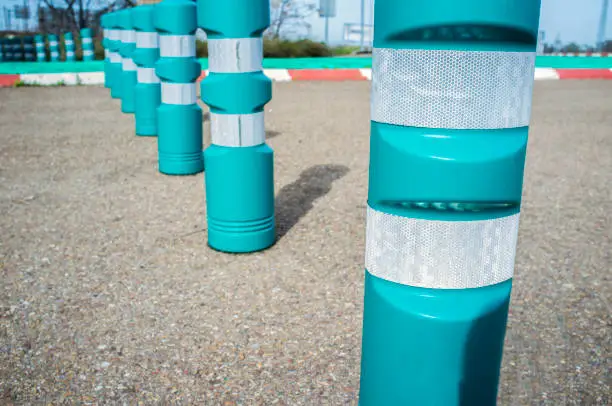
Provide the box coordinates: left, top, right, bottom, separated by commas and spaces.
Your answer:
80, 28, 94, 61
23, 36, 35, 61
14, 38, 24, 61
35, 35, 46, 62
119, 8, 137, 114
101, 14, 112, 89
109, 12, 124, 99
358, 0, 542, 405
198, 0, 275, 253
153, 0, 204, 175
133, 5, 161, 136
49, 35, 60, 62
64, 32, 75, 62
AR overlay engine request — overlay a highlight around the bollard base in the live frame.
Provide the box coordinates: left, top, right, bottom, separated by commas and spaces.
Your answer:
207, 215, 275, 253
359, 272, 511, 406
121, 71, 137, 114
158, 151, 204, 176
204, 144, 275, 253
109, 63, 123, 99
135, 84, 160, 136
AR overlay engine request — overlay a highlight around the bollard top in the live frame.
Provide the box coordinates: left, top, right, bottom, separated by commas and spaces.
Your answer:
198, 0, 270, 39
80, 28, 93, 37
372, 0, 541, 52
132, 5, 156, 33
154, 0, 197, 35
34, 34, 43, 41
64, 32, 74, 39
48, 34, 58, 41
117, 8, 134, 30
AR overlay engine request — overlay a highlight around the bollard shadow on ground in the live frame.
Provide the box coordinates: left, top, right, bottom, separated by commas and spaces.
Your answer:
266, 130, 281, 139
459, 296, 511, 405
275, 164, 349, 240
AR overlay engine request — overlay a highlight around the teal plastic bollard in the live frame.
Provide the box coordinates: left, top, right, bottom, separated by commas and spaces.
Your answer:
0, 38, 4, 62
108, 12, 123, 99
34, 35, 45, 62
118, 8, 137, 113
101, 14, 112, 88
80, 28, 94, 61
132, 4, 161, 137
358, 1, 542, 405
48, 35, 60, 62
23, 36, 35, 61
198, 0, 275, 253
13, 38, 24, 61
154, 0, 204, 175
64, 32, 75, 61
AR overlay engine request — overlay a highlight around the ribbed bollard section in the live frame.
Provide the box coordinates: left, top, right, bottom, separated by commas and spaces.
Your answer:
23, 36, 35, 61
80, 28, 94, 61
49, 35, 60, 62
198, 0, 275, 253
133, 5, 161, 136
119, 9, 137, 114
64, 32, 75, 61
358, 1, 542, 405
35, 35, 45, 62
101, 14, 112, 88
154, 0, 203, 175
108, 12, 123, 99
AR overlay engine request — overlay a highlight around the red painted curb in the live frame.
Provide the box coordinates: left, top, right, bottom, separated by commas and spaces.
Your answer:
0, 74, 21, 87
556, 69, 612, 79
288, 69, 366, 81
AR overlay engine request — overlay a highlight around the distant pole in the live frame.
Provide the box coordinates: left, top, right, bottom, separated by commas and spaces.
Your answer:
325, 15, 329, 44
597, 0, 609, 51
360, 0, 365, 51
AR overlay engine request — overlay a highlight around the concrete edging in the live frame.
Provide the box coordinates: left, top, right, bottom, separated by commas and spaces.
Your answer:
2, 68, 612, 87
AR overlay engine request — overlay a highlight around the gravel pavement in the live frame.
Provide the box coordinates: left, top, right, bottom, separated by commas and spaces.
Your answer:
0, 81, 610, 405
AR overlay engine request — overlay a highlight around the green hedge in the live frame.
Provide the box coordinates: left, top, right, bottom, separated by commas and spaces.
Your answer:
90, 37, 353, 60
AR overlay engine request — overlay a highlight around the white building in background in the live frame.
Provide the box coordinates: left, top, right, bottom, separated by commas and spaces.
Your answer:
304, 0, 374, 46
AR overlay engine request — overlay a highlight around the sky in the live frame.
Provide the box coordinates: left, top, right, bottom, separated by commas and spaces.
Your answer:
305, 0, 611, 46
0, 0, 610, 47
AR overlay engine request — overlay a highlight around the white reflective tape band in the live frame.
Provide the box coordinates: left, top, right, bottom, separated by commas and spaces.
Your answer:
65, 40, 74, 46
365, 207, 519, 289
122, 30, 136, 44
24, 44, 34, 50
36, 43, 44, 49
371, 48, 536, 129
66, 51, 74, 57
49, 41, 58, 47
137, 67, 160, 84
159, 35, 195, 57
82, 37, 92, 44
109, 30, 120, 40
109, 52, 121, 63
210, 112, 265, 147
103, 29, 108, 38
83, 50, 94, 56
37, 52, 45, 57
51, 52, 59, 58
104, 49, 109, 58
161, 83, 197, 105
136, 32, 159, 49
208, 38, 263, 73
122, 57, 137, 71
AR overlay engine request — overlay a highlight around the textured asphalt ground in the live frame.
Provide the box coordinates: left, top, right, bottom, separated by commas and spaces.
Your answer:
0, 81, 610, 405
